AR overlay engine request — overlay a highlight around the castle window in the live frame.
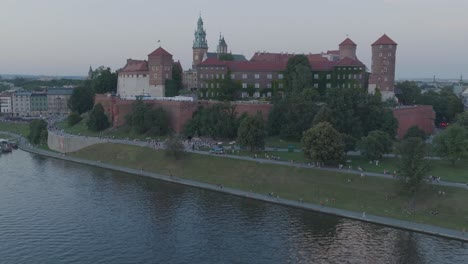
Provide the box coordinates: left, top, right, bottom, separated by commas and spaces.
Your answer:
326, 83, 331, 88
255, 83, 260, 89
267, 92, 272, 97
221, 74, 224, 79
267, 74, 272, 79
254, 92, 260, 98
231, 74, 235, 79
216, 74, 219, 79
326, 74, 331, 79
278, 74, 284, 79
211, 83, 214, 88
166, 74, 169, 78
255, 74, 260, 79
242, 83, 247, 89
217, 83, 220, 88
314, 74, 319, 79
211, 74, 214, 79
388, 53, 392, 57
314, 83, 318, 88
242, 74, 247, 79
241, 92, 248, 98
278, 83, 284, 89
267, 83, 272, 89
380, 45, 383, 49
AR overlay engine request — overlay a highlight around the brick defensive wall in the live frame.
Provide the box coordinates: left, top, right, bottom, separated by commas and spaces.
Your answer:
95, 94, 435, 138
95, 94, 272, 133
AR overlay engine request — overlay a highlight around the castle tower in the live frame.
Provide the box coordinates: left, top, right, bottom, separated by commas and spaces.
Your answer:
148, 47, 173, 97
368, 34, 397, 100
217, 34, 228, 55
339, 38, 357, 60
192, 15, 208, 68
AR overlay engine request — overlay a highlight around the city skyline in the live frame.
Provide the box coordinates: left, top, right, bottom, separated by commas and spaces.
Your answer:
0, 0, 467, 79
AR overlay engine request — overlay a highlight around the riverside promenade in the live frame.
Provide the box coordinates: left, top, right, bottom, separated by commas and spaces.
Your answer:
2, 131, 466, 243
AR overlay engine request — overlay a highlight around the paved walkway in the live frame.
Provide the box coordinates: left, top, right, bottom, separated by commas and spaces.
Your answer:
7, 134, 467, 243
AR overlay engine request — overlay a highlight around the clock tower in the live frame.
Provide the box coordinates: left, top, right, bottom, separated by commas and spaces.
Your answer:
192, 15, 208, 68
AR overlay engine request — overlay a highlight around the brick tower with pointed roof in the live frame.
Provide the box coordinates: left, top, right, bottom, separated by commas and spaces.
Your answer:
148, 46, 174, 96
339, 38, 357, 60
369, 34, 397, 100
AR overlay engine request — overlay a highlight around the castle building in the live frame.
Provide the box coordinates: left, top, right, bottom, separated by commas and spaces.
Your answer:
368, 34, 398, 100
117, 47, 176, 98
197, 37, 367, 99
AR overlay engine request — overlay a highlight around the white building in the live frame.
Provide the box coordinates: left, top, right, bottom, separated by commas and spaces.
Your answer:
13, 91, 31, 116
117, 47, 175, 98
0, 92, 13, 115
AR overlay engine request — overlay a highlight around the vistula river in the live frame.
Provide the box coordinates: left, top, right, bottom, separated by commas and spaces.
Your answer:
0, 150, 467, 264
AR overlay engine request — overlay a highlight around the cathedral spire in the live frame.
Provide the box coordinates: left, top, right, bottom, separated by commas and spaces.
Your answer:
193, 15, 208, 49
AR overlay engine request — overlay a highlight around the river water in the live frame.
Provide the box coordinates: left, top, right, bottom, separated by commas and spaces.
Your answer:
0, 150, 466, 264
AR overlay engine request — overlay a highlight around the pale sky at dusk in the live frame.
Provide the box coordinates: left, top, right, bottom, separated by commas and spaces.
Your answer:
1, 0, 467, 79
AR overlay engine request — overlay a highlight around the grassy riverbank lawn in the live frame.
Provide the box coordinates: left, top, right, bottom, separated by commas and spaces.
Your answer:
0, 122, 30, 137
71, 143, 468, 231
229, 149, 468, 184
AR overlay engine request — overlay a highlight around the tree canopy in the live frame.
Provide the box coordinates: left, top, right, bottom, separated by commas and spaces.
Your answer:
237, 114, 267, 152
395, 81, 421, 105
125, 100, 169, 136
28, 119, 48, 145
301, 122, 345, 165
397, 137, 431, 193
433, 125, 468, 166
87, 103, 110, 131
284, 55, 313, 95
403, 125, 427, 140
90, 67, 118, 94
183, 103, 243, 139
358, 130, 393, 161
68, 86, 94, 115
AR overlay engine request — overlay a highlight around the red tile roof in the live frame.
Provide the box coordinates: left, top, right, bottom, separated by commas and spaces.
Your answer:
327, 50, 340, 55
228, 61, 287, 71
148, 47, 172, 57
335, 57, 365, 67
339, 38, 357, 46
372, 34, 397, 46
119, 59, 148, 73
200, 56, 364, 72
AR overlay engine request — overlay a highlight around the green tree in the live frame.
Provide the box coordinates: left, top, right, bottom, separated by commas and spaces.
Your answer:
395, 81, 421, 105
125, 100, 169, 136
419, 89, 464, 126
218, 71, 241, 101
67, 112, 82, 127
433, 125, 468, 166
455, 111, 468, 129
68, 86, 94, 114
312, 105, 334, 127
284, 55, 312, 94
397, 137, 431, 193
358, 130, 393, 160
301, 122, 345, 165
28, 119, 48, 145
403, 125, 427, 140
237, 114, 266, 152
91, 67, 117, 94
87, 103, 110, 131
267, 90, 319, 140
183, 103, 241, 139
164, 135, 185, 160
